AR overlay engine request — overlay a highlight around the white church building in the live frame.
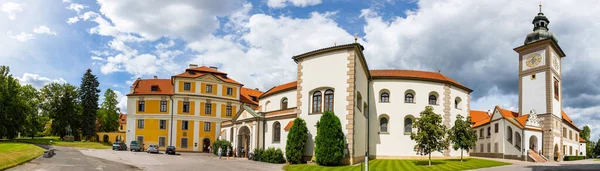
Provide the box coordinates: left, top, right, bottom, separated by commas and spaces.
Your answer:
219, 7, 585, 164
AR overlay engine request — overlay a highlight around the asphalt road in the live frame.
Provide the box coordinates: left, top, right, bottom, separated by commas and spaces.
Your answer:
8, 146, 140, 171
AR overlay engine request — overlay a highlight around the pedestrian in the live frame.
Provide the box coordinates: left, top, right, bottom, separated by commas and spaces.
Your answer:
218, 146, 222, 159
208, 145, 211, 154
227, 147, 231, 160
234, 147, 238, 157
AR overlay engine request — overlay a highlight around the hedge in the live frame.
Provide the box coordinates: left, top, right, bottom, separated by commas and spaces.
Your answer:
250, 147, 285, 164
563, 156, 586, 161
285, 118, 309, 164
212, 139, 232, 156
315, 111, 345, 166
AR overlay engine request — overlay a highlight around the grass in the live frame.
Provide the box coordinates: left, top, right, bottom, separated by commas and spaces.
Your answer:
0, 142, 45, 170
8, 137, 111, 149
284, 158, 511, 171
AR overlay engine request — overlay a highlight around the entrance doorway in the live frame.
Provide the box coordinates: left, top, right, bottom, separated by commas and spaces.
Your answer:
529, 135, 538, 152
554, 144, 559, 161
203, 138, 211, 153
238, 126, 250, 158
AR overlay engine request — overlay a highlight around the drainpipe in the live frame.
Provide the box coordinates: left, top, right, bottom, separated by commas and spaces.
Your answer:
170, 96, 174, 147
262, 111, 266, 149
365, 78, 370, 171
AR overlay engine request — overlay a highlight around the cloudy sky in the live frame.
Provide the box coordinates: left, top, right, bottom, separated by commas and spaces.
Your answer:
2, 0, 599, 139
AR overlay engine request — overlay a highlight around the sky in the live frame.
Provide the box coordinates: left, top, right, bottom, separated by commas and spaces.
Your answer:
2, 0, 599, 140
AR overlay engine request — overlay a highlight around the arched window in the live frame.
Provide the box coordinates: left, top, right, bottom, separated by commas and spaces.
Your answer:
273, 122, 281, 143
356, 92, 362, 110
281, 98, 288, 110
405, 93, 414, 103
380, 117, 388, 133
312, 91, 322, 113
429, 95, 437, 105
455, 97, 462, 109
380, 92, 389, 103
515, 132, 522, 150
404, 117, 413, 133
507, 126, 513, 144
324, 89, 334, 112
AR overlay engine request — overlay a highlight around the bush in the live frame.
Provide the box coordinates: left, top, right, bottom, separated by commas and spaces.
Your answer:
563, 156, 586, 161
250, 147, 285, 164
286, 118, 309, 164
315, 111, 345, 166
212, 139, 232, 156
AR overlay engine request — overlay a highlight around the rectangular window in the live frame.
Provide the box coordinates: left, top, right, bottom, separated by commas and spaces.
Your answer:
137, 136, 144, 143
205, 103, 212, 114
226, 87, 233, 96
487, 127, 491, 137
181, 120, 189, 130
494, 143, 498, 153
159, 137, 166, 147
554, 79, 559, 100
569, 130, 572, 140
181, 138, 188, 148
184, 82, 191, 91
226, 105, 232, 116
183, 102, 190, 113
138, 101, 145, 112
206, 84, 213, 93
151, 86, 158, 92
204, 122, 211, 132
159, 120, 166, 130
494, 123, 498, 133
563, 128, 567, 138
480, 144, 483, 153
137, 119, 144, 129
487, 143, 491, 153
160, 101, 167, 112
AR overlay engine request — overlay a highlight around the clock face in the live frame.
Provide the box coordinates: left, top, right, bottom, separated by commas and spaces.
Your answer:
553, 55, 560, 71
526, 53, 542, 67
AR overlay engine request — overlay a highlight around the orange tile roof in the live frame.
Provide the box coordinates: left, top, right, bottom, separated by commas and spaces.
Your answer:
173, 66, 241, 85
580, 137, 587, 143
497, 106, 519, 119
127, 79, 173, 95
259, 81, 297, 99
470, 110, 490, 128
370, 70, 472, 92
562, 110, 580, 130
516, 114, 529, 127
284, 120, 294, 131
240, 88, 263, 105
119, 113, 127, 124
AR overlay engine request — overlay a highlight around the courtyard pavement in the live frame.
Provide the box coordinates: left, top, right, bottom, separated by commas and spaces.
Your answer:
469, 157, 600, 171
79, 148, 285, 171
8, 146, 140, 171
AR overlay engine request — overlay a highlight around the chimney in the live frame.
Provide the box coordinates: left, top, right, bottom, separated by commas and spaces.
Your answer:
153, 76, 158, 79
189, 64, 198, 69
209, 66, 218, 70
255, 88, 259, 91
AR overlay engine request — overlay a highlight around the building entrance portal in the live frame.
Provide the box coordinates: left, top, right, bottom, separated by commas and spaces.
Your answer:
238, 126, 250, 158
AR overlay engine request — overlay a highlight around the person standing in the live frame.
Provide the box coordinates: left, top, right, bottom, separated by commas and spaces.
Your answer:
227, 147, 231, 160
218, 147, 223, 159
234, 147, 238, 157
208, 145, 212, 154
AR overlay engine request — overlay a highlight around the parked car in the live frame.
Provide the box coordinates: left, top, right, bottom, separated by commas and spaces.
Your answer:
165, 146, 176, 155
147, 144, 159, 154
112, 141, 127, 151
130, 141, 144, 152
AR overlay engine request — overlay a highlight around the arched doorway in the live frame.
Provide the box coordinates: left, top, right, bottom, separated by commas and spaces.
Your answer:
238, 126, 250, 158
554, 144, 559, 161
202, 138, 211, 153
529, 135, 538, 152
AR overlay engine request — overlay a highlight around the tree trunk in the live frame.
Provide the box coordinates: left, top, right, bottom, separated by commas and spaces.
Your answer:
429, 153, 431, 166
461, 150, 463, 162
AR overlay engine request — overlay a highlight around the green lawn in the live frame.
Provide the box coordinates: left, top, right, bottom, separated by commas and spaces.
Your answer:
10, 137, 111, 149
284, 158, 511, 171
0, 142, 45, 170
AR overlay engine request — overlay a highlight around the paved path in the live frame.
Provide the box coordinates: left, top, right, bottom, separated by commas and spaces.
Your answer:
79, 148, 285, 171
469, 157, 600, 171
8, 146, 140, 171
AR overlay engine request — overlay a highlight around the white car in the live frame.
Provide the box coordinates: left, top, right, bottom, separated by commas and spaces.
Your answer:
147, 145, 159, 154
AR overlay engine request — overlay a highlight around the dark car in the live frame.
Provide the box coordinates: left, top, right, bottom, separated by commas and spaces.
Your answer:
165, 146, 176, 155
112, 141, 127, 151
130, 141, 144, 152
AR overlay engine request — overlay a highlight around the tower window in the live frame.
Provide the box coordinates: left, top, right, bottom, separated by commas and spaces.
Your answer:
531, 74, 536, 80
554, 78, 559, 100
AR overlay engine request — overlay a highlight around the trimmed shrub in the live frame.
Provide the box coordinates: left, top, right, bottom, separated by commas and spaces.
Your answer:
250, 148, 264, 161
563, 156, 586, 161
286, 118, 309, 164
250, 147, 285, 164
315, 111, 345, 166
212, 139, 232, 156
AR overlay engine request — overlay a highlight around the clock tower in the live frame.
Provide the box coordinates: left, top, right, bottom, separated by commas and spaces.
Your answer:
513, 4, 566, 160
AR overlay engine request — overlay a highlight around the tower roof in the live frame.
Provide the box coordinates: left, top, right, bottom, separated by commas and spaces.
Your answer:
524, 3, 558, 45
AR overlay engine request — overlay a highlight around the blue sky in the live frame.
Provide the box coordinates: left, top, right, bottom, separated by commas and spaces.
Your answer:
2, 0, 600, 140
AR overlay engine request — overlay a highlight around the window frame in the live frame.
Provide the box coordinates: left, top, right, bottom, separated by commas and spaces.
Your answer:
380, 117, 388, 133
226, 105, 232, 116
181, 120, 189, 130
226, 87, 233, 96
428, 95, 437, 105
159, 136, 166, 147
273, 122, 281, 143
159, 120, 167, 130
405, 93, 414, 103
204, 122, 211, 132
380, 92, 389, 103
312, 91, 322, 113
205, 103, 212, 114
404, 116, 413, 135
183, 101, 190, 113
137, 119, 144, 129
281, 97, 288, 110
183, 82, 191, 91
324, 89, 334, 112
507, 126, 513, 144
206, 84, 213, 93
181, 138, 188, 148
138, 101, 145, 112
160, 101, 167, 112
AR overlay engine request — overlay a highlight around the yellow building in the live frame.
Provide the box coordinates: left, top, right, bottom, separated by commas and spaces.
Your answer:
125, 65, 261, 152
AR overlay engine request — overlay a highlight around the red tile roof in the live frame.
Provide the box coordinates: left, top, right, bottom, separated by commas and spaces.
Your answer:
580, 137, 587, 143
472, 106, 523, 129
516, 115, 529, 127
174, 66, 241, 85
119, 113, 127, 124
127, 79, 173, 96
562, 110, 580, 131
284, 120, 294, 131
470, 110, 490, 128
240, 88, 263, 105
259, 81, 297, 99
370, 70, 472, 92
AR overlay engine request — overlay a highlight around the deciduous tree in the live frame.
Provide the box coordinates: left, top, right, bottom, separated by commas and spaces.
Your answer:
448, 114, 476, 161
410, 106, 449, 166
98, 89, 119, 132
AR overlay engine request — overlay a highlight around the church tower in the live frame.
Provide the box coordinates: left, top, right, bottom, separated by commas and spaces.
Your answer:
513, 4, 566, 160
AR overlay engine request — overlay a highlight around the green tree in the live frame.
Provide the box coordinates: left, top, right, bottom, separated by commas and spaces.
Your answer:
0, 66, 27, 139
79, 69, 100, 139
286, 118, 309, 164
410, 106, 449, 166
580, 126, 593, 157
595, 138, 600, 157
98, 89, 120, 132
41, 83, 81, 139
315, 111, 345, 166
20, 85, 46, 138
448, 114, 476, 161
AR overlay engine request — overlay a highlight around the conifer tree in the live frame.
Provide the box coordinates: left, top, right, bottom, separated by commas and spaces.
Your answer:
286, 118, 309, 164
80, 69, 100, 139
315, 111, 345, 166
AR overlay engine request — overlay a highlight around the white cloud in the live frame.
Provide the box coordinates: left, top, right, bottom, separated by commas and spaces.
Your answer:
113, 90, 128, 113
33, 26, 57, 35
62, 0, 72, 3
17, 73, 67, 89
66, 3, 87, 14
1, 2, 22, 20
7, 31, 35, 42
267, 0, 322, 8
66, 16, 79, 24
